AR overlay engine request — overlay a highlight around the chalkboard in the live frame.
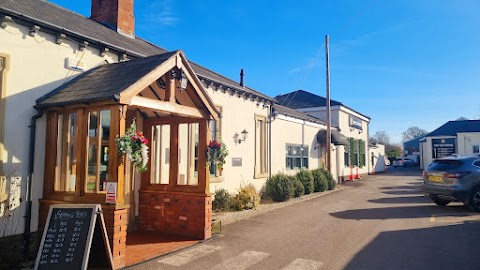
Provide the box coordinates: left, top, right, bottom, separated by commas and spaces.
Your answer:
34, 204, 113, 270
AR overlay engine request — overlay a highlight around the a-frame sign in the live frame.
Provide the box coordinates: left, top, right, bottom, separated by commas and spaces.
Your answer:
34, 204, 114, 270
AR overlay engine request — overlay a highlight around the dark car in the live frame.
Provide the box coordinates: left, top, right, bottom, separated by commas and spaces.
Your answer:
421, 155, 480, 211
392, 157, 416, 168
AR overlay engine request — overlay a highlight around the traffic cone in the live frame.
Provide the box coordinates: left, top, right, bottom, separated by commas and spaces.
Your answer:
349, 166, 354, 181
355, 167, 361, 179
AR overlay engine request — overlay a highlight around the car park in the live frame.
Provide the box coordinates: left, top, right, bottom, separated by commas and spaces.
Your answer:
421, 155, 480, 211
392, 157, 416, 167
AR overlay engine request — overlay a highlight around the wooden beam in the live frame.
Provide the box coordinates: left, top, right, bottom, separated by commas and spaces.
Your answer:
120, 55, 177, 100
165, 71, 175, 103
128, 96, 203, 118
169, 123, 179, 187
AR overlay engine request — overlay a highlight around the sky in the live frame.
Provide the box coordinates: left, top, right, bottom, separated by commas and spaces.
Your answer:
49, 0, 480, 143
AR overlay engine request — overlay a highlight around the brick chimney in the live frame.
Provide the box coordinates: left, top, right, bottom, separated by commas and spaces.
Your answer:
91, 0, 135, 38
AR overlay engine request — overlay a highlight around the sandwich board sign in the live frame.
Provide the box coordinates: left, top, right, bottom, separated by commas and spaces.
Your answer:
34, 204, 114, 270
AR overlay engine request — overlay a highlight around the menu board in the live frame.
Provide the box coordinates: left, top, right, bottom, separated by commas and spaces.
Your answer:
34, 204, 113, 270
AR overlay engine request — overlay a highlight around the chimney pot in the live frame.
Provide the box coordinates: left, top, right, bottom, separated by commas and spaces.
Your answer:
240, 68, 245, 87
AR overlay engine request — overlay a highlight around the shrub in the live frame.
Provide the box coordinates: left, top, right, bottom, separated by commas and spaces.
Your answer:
296, 169, 314, 194
293, 178, 305, 197
322, 168, 336, 190
212, 189, 233, 211
265, 173, 294, 202
233, 184, 261, 210
312, 169, 328, 192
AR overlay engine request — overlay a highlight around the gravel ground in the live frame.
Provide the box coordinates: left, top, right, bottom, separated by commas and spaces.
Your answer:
212, 185, 345, 226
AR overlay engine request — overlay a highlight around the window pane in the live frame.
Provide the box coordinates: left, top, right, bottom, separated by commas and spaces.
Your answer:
294, 158, 301, 168
303, 158, 308, 168
209, 120, 217, 176
190, 123, 199, 185
54, 114, 64, 191
88, 111, 98, 137
66, 113, 77, 192
177, 123, 198, 186
474, 145, 479, 154
100, 110, 110, 140
86, 143, 98, 192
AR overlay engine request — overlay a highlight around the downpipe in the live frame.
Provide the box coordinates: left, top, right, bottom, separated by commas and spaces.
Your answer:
24, 107, 43, 257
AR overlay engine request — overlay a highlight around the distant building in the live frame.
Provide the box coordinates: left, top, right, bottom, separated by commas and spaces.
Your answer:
419, 119, 480, 169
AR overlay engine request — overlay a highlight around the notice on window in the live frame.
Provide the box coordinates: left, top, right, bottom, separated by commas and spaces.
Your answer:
432, 138, 456, 158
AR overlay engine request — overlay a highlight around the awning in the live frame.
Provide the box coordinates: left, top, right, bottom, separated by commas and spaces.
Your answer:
317, 129, 349, 145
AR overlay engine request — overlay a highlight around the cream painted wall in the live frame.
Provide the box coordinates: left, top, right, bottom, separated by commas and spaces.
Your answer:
457, 133, 480, 155
369, 144, 386, 173
270, 115, 324, 177
206, 88, 270, 193
0, 22, 119, 235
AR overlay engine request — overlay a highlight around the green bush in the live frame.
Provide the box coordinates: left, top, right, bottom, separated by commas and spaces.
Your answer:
321, 168, 336, 190
265, 173, 294, 202
212, 188, 233, 211
293, 178, 305, 197
312, 169, 328, 192
233, 183, 261, 210
296, 169, 314, 194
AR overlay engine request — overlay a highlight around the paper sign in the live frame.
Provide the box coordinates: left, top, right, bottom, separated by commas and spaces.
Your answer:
105, 182, 117, 204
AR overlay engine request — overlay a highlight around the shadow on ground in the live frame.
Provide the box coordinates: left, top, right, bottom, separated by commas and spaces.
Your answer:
368, 195, 430, 204
344, 220, 480, 270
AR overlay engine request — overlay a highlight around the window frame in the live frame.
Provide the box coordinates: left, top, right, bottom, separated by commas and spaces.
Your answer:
254, 114, 267, 178
285, 144, 309, 170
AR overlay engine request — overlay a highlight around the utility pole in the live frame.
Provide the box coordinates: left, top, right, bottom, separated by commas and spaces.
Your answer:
325, 35, 332, 172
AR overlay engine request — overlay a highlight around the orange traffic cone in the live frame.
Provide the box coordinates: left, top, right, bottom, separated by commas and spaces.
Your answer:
355, 167, 361, 179
349, 166, 354, 181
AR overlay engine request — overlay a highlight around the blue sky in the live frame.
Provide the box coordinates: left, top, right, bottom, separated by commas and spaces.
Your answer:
50, 0, 480, 143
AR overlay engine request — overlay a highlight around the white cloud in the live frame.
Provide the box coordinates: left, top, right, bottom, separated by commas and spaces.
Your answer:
144, 0, 179, 27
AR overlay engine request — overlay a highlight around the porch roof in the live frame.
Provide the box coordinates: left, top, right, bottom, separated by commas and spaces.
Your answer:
36, 51, 220, 119
317, 129, 349, 145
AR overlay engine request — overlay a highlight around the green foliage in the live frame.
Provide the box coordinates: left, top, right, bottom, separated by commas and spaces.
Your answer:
265, 173, 294, 202
212, 189, 233, 211
293, 178, 305, 197
296, 169, 314, 194
359, 139, 365, 168
233, 184, 261, 210
349, 137, 355, 166
312, 169, 328, 192
321, 168, 336, 190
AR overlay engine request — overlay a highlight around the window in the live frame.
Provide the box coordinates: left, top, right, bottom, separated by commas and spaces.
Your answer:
473, 145, 479, 154
286, 144, 308, 169
54, 112, 78, 192
344, 143, 350, 167
178, 123, 199, 186
255, 115, 267, 177
209, 106, 222, 177
85, 109, 111, 193
150, 124, 170, 184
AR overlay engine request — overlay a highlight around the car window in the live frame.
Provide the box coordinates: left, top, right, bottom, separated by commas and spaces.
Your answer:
428, 160, 464, 171
474, 160, 480, 167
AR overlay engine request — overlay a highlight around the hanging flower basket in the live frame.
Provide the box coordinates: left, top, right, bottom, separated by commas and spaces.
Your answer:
206, 139, 228, 171
115, 119, 149, 173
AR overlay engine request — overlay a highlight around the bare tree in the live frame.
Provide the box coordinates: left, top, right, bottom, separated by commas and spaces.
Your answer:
369, 131, 390, 145
402, 126, 428, 142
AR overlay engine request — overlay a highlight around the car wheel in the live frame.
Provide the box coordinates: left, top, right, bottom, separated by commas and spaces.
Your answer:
431, 195, 451, 206
468, 188, 480, 212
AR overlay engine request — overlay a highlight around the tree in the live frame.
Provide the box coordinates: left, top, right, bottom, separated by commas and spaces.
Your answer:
369, 131, 390, 145
402, 126, 428, 142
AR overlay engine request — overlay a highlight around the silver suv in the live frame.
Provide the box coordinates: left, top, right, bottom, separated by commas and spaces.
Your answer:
421, 155, 480, 211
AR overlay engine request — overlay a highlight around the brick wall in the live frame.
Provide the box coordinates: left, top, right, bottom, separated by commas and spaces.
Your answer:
138, 191, 212, 239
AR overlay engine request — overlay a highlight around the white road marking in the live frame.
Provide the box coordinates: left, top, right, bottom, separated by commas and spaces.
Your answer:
281, 258, 324, 270
210, 250, 269, 270
158, 244, 222, 266
430, 215, 436, 222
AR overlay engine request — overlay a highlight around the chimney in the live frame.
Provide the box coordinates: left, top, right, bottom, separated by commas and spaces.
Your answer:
91, 0, 135, 38
240, 69, 245, 87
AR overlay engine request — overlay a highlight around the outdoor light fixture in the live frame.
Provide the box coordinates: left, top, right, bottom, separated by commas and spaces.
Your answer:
238, 129, 248, 144
172, 68, 188, 92
1, 16, 12, 29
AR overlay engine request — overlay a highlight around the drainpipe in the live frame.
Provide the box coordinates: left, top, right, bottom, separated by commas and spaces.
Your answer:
268, 103, 273, 179
24, 107, 44, 257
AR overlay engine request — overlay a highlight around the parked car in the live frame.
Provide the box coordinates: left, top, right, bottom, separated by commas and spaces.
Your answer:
392, 157, 416, 167
421, 155, 480, 211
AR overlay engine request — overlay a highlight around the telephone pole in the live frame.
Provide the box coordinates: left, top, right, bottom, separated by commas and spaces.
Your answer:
325, 35, 332, 172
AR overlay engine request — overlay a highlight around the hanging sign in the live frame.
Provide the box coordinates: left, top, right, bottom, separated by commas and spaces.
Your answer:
34, 204, 113, 270
105, 182, 117, 204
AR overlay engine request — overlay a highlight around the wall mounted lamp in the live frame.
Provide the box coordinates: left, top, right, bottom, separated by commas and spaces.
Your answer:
171, 68, 188, 92
1, 16, 12, 29
238, 129, 248, 144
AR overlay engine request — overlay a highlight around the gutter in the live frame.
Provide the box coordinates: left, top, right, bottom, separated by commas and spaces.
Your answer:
23, 107, 44, 257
